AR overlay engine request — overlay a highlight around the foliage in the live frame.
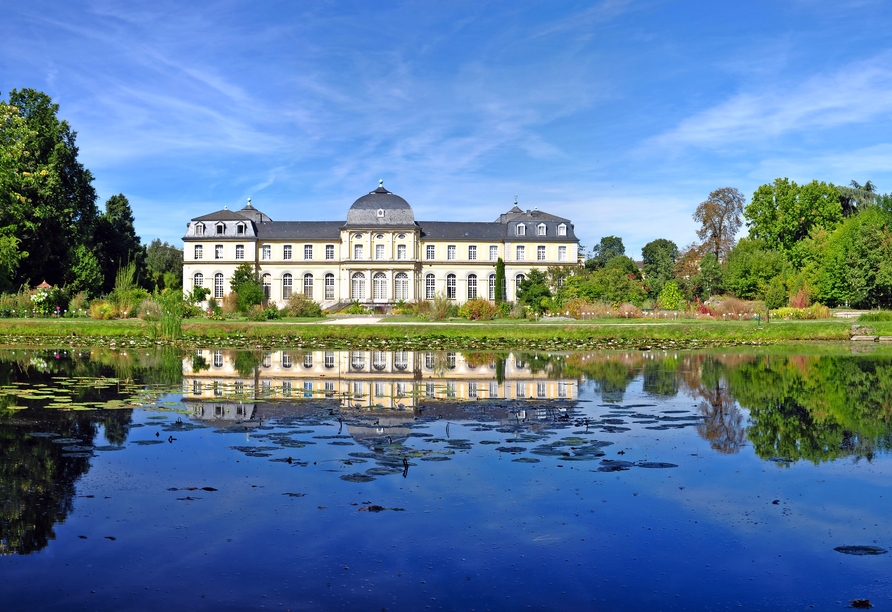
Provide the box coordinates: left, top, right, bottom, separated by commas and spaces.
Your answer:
283, 293, 323, 318
458, 298, 500, 320
88, 300, 117, 319
859, 311, 892, 322
68, 244, 103, 297
145, 239, 183, 290
0, 89, 99, 290
516, 268, 552, 314
763, 276, 787, 310
563, 258, 646, 306
494, 258, 506, 303
93, 194, 147, 294
586, 236, 625, 270
770, 305, 831, 320
656, 280, 684, 309
250, 305, 282, 321
156, 289, 186, 340
428, 292, 455, 321
711, 298, 760, 319
344, 301, 373, 315
837, 180, 877, 216
234, 351, 262, 377
693, 187, 745, 260
230, 263, 262, 313
641, 238, 678, 299
108, 261, 150, 317
723, 238, 789, 300
745, 178, 843, 268
811, 206, 892, 308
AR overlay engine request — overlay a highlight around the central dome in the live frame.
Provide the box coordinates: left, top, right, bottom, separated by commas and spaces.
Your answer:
345, 180, 415, 227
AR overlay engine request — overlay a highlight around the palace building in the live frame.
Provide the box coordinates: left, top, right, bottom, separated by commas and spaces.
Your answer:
183, 181, 580, 309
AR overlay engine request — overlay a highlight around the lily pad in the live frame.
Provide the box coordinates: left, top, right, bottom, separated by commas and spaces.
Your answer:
512, 457, 540, 464
834, 546, 888, 556
340, 473, 376, 483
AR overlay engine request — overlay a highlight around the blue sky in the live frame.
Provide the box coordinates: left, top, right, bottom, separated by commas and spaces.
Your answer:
3, 0, 892, 258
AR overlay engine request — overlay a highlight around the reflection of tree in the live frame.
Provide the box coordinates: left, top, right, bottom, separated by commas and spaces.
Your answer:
642, 357, 679, 398
562, 355, 638, 403
730, 355, 892, 464
0, 416, 96, 555
692, 357, 745, 454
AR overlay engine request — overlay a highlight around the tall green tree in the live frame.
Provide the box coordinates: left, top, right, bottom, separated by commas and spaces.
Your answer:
641, 238, 678, 299
93, 194, 147, 294
517, 268, 551, 314
723, 238, 789, 300
745, 178, 842, 268
0, 89, 99, 287
693, 187, 745, 260
585, 236, 625, 270
146, 239, 184, 290
494, 258, 506, 303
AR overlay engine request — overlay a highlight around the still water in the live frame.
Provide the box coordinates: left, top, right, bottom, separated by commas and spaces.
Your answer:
1, 347, 892, 610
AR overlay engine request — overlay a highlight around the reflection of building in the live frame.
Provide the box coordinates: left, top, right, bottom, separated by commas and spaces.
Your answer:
182, 350, 577, 410
182, 182, 579, 309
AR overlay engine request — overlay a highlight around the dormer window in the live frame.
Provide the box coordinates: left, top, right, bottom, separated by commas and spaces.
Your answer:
215, 223, 225, 235
195, 223, 205, 236
515, 224, 525, 236
537, 223, 546, 236
236, 223, 245, 235
558, 223, 567, 236
377, 208, 385, 218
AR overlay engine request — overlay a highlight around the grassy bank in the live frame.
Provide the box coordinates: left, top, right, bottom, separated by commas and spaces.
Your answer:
0, 317, 886, 351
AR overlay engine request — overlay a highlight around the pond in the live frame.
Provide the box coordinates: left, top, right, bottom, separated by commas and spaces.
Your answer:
1, 347, 892, 610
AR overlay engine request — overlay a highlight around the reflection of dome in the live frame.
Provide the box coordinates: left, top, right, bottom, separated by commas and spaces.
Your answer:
345, 180, 415, 227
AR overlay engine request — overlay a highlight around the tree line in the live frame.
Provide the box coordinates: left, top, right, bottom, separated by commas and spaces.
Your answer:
0, 89, 181, 298
514, 179, 892, 314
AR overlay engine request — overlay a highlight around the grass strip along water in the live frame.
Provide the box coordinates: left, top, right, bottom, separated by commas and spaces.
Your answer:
0, 317, 885, 351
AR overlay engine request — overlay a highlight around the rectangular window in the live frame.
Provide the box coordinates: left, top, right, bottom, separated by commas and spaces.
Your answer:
282, 352, 293, 368
537, 224, 546, 236
282, 381, 292, 396
516, 224, 525, 236
426, 245, 435, 260
283, 245, 292, 260
374, 382, 385, 398
426, 383, 436, 398
446, 275, 456, 299
194, 245, 203, 260
325, 244, 335, 260
324, 274, 334, 299
516, 382, 526, 398
488, 275, 495, 300
537, 381, 547, 398
235, 245, 244, 260
304, 382, 313, 398
516, 245, 525, 261
425, 275, 436, 299
376, 244, 385, 260
558, 381, 568, 398
324, 352, 335, 368
468, 382, 477, 399
324, 381, 335, 398
215, 245, 223, 260
195, 224, 204, 236
261, 245, 271, 260
558, 224, 567, 236
354, 244, 364, 260
397, 244, 407, 260
558, 246, 567, 261
489, 381, 499, 398
304, 245, 312, 260
446, 382, 456, 398
214, 275, 224, 299
468, 245, 477, 260
353, 382, 364, 397
489, 245, 498, 261
537, 245, 546, 261
447, 245, 456, 260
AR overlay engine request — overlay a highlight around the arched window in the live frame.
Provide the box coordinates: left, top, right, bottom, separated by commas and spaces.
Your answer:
488, 274, 496, 300
446, 274, 456, 299
515, 223, 525, 236
394, 351, 408, 371
352, 272, 366, 300
194, 223, 205, 236
557, 223, 567, 236
537, 223, 546, 236
515, 274, 525, 297
215, 222, 225, 235
373, 272, 387, 300
394, 272, 409, 301
214, 273, 224, 299
425, 273, 436, 299
193, 272, 204, 289
262, 274, 271, 300
467, 274, 477, 300
324, 273, 335, 300
372, 351, 387, 371
303, 273, 313, 299
282, 273, 293, 299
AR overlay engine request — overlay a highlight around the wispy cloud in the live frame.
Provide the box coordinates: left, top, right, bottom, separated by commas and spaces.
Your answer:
651, 53, 892, 150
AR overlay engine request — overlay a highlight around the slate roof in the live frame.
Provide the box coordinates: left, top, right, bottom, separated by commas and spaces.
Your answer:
256, 221, 344, 240
192, 209, 253, 222
418, 220, 578, 242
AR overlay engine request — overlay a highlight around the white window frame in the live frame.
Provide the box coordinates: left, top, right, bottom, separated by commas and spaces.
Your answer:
426, 245, 435, 260
537, 223, 546, 236
468, 245, 477, 260
375, 244, 385, 261
282, 273, 293, 299
261, 245, 271, 260
193, 272, 203, 288
467, 274, 477, 300
195, 223, 205, 236
304, 244, 313, 260
537, 245, 546, 261
397, 244, 407, 260
324, 273, 335, 300
283, 245, 292, 260
303, 273, 313, 299
214, 273, 224, 299
516, 224, 525, 236
425, 273, 436, 299
558, 246, 567, 262
489, 245, 498, 261
447, 245, 456, 260
215, 245, 223, 260
325, 244, 335, 260
558, 223, 567, 236
235, 244, 245, 260
516, 245, 525, 261
354, 244, 364, 260
446, 274, 456, 299
194, 245, 203, 260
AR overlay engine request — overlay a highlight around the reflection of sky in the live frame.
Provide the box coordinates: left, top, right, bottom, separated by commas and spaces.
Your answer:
5, 379, 892, 610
